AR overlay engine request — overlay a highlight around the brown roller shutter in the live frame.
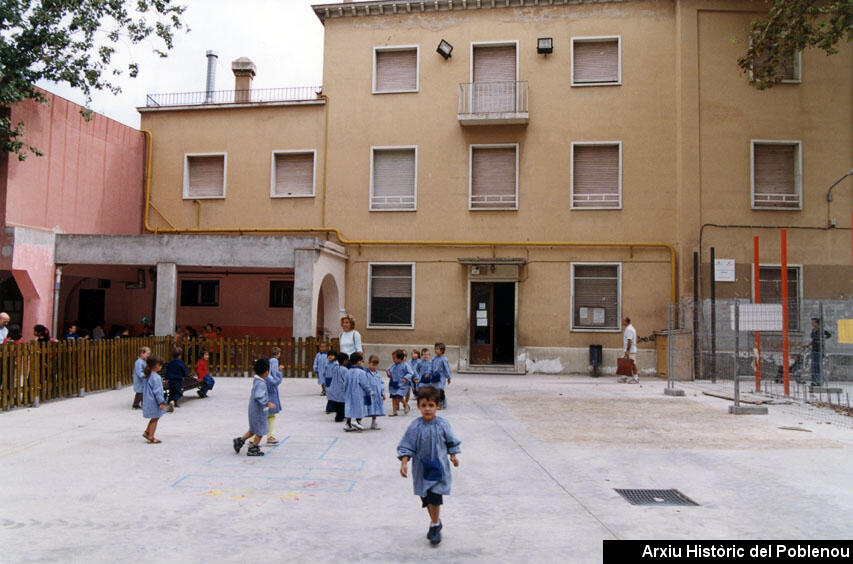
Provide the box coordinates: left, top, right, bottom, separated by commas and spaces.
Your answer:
573, 264, 619, 329
573, 145, 620, 207
372, 149, 416, 209
754, 144, 798, 208
573, 40, 619, 83
274, 153, 314, 196
473, 45, 516, 112
375, 49, 418, 92
471, 147, 517, 209
187, 155, 224, 197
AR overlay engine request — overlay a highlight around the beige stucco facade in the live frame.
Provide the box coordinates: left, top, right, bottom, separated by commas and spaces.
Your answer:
138, 0, 852, 373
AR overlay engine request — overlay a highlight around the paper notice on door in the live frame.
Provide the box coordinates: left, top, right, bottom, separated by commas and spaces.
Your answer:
592, 308, 605, 325
478, 302, 486, 310
476, 311, 487, 320
579, 307, 589, 321
476, 318, 488, 327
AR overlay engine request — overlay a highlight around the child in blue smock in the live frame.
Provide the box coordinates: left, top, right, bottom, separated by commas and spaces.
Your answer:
365, 354, 386, 430
132, 346, 150, 409
313, 341, 329, 396
324, 349, 337, 414
343, 352, 373, 432
260, 347, 284, 445
141, 355, 166, 444
164, 346, 188, 410
326, 352, 348, 422
397, 386, 461, 546
431, 342, 452, 409
387, 349, 414, 416
233, 357, 276, 457
406, 349, 422, 405
417, 348, 431, 390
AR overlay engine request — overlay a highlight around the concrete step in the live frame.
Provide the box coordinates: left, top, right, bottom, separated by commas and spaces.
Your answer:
457, 364, 526, 375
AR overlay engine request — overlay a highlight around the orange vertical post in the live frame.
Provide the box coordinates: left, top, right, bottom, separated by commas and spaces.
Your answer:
781, 229, 790, 396
754, 236, 761, 392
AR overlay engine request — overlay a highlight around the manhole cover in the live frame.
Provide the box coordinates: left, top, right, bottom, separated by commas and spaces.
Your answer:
614, 488, 699, 506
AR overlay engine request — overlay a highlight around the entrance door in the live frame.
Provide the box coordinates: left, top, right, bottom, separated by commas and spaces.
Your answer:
470, 282, 515, 365
78, 289, 105, 333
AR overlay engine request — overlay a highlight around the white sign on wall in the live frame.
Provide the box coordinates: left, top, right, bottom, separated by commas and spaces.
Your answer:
730, 304, 784, 332
714, 259, 735, 282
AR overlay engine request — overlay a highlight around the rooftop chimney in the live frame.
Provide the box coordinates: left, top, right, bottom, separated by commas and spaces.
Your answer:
231, 57, 256, 103
204, 50, 218, 103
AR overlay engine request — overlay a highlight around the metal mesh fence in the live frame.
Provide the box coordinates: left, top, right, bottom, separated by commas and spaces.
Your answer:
664, 298, 853, 427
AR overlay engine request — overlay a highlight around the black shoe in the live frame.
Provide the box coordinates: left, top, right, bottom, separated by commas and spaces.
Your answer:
233, 437, 245, 454
197, 390, 204, 398
428, 524, 442, 545
247, 444, 264, 457
132, 405, 141, 409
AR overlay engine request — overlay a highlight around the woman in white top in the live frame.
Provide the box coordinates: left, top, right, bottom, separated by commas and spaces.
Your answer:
339, 315, 363, 356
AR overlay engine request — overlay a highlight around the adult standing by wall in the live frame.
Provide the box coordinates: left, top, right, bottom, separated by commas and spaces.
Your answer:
0, 312, 9, 343
808, 317, 832, 387
620, 316, 639, 383
339, 315, 363, 358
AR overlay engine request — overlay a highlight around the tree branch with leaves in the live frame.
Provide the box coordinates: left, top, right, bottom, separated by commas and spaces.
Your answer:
0, 0, 187, 160
739, 0, 852, 90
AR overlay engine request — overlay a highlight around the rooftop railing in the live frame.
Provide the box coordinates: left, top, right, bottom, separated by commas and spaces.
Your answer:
144, 86, 324, 108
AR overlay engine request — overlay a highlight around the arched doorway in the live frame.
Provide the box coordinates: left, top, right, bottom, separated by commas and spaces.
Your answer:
317, 273, 341, 339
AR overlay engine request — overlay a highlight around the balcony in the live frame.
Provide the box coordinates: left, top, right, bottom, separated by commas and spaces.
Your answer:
457, 81, 529, 126
142, 86, 324, 109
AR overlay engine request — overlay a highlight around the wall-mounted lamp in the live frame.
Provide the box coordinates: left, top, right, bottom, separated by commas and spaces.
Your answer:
537, 37, 553, 55
826, 168, 853, 202
437, 39, 453, 59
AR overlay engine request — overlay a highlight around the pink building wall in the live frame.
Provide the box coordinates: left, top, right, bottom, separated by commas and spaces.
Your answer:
4, 90, 145, 234
1, 89, 147, 337
177, 273, 294, 338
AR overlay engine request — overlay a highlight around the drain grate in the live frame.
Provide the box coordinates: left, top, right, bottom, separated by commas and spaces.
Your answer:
615, 488, 699, 506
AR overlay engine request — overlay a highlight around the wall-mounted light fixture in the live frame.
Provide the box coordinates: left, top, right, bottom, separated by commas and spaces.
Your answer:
537, 37, 553, 55
437, 39, 453, 59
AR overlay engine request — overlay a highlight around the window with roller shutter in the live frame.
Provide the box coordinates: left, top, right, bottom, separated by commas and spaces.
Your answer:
472, 43, 517, 113
183, 154, 226, 199
271, 151, 315, 198
571, 263, 621, 331
755, 265, 802, 332
572, 37, 621, 86
571, 142, 621, 209
370, 147, 417, 211
368, 263, 414, 328
469, 144, 518, 210
373, 46, 419, 93
750, 49, 801, 83
751, 141, 801, 209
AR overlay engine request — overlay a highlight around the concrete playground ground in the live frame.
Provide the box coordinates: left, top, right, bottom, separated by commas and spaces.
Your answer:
1, 373, 852, 563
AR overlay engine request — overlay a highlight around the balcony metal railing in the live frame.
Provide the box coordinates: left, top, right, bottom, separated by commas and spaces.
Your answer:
370, 195, 416, 210
573, 193, 620, 207
458, 80, 528, 116
470, 193, 517, 209
753, 192, 800, 208
144, 86, 324, 108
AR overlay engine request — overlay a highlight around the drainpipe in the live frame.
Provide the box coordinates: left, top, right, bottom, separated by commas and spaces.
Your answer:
140, 129, 679, 304
51, 264, 63, 338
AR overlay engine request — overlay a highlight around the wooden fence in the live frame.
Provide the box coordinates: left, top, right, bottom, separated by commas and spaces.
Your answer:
0, 336, 337, 411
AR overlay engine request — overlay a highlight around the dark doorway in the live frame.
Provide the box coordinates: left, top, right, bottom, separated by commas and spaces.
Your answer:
78, 289, 105, 333
470, 282, 515, 365
0, 273, 24, 326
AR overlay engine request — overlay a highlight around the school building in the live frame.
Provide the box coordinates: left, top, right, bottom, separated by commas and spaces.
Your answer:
3, 0, 851, 373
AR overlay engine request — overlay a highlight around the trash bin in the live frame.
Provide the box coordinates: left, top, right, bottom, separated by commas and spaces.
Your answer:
589, 344, 603, 377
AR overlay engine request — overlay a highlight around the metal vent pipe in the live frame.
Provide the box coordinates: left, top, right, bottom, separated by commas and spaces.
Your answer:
205, 50, 218, 103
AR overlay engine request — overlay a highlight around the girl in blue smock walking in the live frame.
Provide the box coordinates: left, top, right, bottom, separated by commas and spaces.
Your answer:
365, 354, 386, 430
343, 352, 373, 432
233, 358, 276, 457
141, 355, 166, 444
